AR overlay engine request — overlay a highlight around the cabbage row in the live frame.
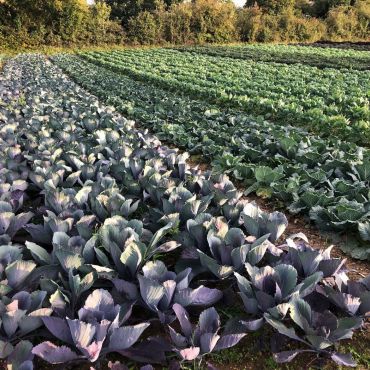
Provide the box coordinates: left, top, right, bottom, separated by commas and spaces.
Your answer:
1, 53, 369, 369
298, 42, 370, 52
80, 48, 370, 146
174, 44, 370, 70
53, 54, 370, 260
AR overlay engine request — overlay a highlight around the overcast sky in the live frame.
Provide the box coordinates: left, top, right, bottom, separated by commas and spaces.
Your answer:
87, 0, 247, 7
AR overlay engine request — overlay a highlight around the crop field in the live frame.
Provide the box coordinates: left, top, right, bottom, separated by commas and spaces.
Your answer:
176, 44, 370, 70
1, 47, 370, 370
80, 49, 370, 145
53, 49, 370, 260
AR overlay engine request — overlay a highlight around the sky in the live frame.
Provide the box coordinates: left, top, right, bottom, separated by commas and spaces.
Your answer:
234, 0, 246, 7
87, 0, 247, 7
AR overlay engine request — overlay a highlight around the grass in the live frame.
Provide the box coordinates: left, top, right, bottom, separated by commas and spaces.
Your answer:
0, 42, 280, 57
0, 43, 170, 57
205, 305, 370, 370
2, 40, 368, 57
341, 329, 370, 369
205, 332, 370, 370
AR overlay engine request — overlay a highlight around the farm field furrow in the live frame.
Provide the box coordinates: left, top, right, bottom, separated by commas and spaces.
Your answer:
4, 53, 370, 370
174, 44, 370, 70
81, 48, 370, 146
54, 54, 370, 259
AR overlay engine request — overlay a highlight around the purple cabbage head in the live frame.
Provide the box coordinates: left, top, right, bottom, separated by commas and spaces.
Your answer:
265, 298, 363, 367
240, 202, 288, 242
136, 260, 222, 323
234, 263, 323, 330
168, 303, 245, 363
33, 289, 149, 364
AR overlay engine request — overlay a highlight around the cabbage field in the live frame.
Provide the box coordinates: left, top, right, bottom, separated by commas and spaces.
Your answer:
79, 49, 370, 144
53, 49, 370, 260
175, 44, 370, 70
0, 47, 369, 369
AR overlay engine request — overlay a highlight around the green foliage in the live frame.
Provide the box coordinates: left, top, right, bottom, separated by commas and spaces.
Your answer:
80, 48, 370, 145
245, 0, 296, 14
127, 10, 163, 45
237, 6, 326, 42
104, 0, 183, 27
104, 0, 158, 27
164, 2, 193, 44
326, 1, 370, 40
189, 0, 237, 43
238, 0, 369, 42
0, 0, 124, 49
0, 0, 368, 48
127, 0, 237, 45
312, 0, 355, 17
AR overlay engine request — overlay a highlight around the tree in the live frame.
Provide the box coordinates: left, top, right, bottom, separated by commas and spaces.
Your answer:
104, 0, 141, 25
0, 0, 121, 47
245, 0, 296, 14
312, 0, 355, 17
191, 0, 237, 42
103, 0, 181, 27
0, 0, 89, 33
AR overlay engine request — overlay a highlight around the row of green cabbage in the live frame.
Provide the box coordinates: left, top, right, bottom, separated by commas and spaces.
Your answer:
53, 54, 370, 260
174, 44, 370, 70
81, 48, 370, 146
1, 54, 369, 369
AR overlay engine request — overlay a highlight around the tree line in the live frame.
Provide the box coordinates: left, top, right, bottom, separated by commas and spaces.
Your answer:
0, 0, 369, 49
